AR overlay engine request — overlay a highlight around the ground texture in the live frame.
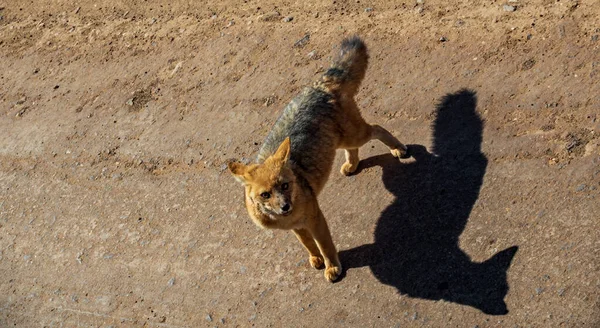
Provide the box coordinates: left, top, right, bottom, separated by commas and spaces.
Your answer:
1, 0, 599, 327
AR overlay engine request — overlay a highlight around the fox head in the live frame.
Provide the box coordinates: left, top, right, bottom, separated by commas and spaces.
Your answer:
228, 137, 297, 217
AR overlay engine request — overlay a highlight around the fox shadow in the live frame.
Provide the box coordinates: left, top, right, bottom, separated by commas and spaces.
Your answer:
339, 89, 518, 315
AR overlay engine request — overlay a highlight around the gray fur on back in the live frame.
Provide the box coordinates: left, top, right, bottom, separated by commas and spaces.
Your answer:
257, 87, 341, 188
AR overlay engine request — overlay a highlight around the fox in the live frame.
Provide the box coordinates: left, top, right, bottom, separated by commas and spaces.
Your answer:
228, 36, 407, 282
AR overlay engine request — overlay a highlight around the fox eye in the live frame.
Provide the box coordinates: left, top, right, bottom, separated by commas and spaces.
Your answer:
281, 183, 289, 190
260, 192, 271, 199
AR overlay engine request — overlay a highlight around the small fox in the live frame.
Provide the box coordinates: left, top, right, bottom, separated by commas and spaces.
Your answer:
228, 36, 407, 282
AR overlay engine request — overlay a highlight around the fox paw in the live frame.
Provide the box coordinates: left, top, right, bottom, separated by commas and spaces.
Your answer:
309, 256, 324, 269
324, 266, 342, 282
340, 162, 358, 176
390, 145, 408, 159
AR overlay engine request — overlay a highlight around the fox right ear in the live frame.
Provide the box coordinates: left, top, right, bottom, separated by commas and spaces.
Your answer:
228, 161, 249, 185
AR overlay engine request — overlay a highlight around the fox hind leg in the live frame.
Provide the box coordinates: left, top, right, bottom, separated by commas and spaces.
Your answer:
340, 148, 360, 176
371, 124, 408, 158
339, 123, 407, 175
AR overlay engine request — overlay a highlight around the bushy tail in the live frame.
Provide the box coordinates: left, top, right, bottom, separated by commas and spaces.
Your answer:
319, 36, 369, 96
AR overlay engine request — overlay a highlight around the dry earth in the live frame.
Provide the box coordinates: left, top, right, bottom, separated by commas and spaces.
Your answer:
0, 0, 599, 327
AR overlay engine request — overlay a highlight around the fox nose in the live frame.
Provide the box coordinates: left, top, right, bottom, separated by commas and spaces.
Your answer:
281, 203, 291, 212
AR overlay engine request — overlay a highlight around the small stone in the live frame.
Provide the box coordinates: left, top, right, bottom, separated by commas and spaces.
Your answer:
522, 58, 536, 70
575, 184, 586, 192
416, 0, 424, 3
220, 318, 225, 324
557, 288, 565, 296
307, 50, 317, 59
535, 287, 543, 295
126, 98, 134, 106
282, 16, 293, 22
365, 7, 374, 12
293, 33, 310, 48
439, 36, 448, 42
260, 11, 280, 22
503, 5, 516, 12
206, 314, 212, 322
592, 35, 599, 42
168, 277, 175, 286
412, 312, 418, 320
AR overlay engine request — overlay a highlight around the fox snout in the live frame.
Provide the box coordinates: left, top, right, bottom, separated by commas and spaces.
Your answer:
280, 202, 292, 215
275, 193, 293, 215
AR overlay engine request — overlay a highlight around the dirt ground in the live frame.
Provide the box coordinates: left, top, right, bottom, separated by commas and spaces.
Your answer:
1, 0, 599, 327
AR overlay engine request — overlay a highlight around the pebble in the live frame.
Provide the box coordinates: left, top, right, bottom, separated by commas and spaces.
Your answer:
168, 277, 176, 286
282, 16, 293, 22
439, 36, 448, 42
293, 33, 310, 48
412, 312, 418, 320
557, 288, 565, 296
365, 7, 374, 12
575, 184, 586, 192
503, 5, 516, 12
259, 11, 280, 22
535, 287, 543, 295
206, 314, 212, 322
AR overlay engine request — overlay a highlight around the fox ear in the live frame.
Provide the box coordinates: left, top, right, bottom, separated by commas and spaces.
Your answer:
273, 137, 291, 165
228, 161, 249, 185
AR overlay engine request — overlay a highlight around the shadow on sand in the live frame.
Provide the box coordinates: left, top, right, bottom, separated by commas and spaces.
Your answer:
340, 89, 518, 315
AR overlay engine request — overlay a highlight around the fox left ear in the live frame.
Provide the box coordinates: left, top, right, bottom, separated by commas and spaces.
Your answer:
228, 161, 249, 185
273, 137, 291, 165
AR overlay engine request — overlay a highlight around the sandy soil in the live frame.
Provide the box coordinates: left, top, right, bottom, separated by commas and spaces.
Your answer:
1, 0, 599, 326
